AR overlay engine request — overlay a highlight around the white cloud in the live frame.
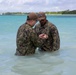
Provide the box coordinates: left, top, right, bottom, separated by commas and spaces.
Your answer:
0, 0, 76, 12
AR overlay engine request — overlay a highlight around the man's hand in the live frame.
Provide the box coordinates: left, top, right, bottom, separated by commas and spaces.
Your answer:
39, 33, 48, 39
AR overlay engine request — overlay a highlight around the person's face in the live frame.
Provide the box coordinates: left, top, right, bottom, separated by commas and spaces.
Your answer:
31, 20, 37, 26
39, 19, 46, 25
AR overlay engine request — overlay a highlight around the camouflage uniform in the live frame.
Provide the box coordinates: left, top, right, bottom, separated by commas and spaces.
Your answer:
15, 23, 44, 56
34, 21, 60, 52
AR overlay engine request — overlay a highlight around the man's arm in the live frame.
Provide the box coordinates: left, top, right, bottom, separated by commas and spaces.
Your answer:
16, 25, 28, 50
50, 25, 60, 51
30, 29, 48, 47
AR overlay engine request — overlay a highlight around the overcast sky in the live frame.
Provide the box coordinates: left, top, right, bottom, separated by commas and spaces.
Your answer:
0, 0, 76, 12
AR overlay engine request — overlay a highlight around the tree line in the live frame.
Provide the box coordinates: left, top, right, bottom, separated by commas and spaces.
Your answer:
1, 10, 76, 15
46, 10, 76, 14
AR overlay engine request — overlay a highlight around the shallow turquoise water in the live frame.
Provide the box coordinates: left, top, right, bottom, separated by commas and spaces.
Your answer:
0, 15, 76, 75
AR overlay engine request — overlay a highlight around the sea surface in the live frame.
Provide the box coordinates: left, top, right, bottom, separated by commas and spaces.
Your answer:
0, 15, 76, 75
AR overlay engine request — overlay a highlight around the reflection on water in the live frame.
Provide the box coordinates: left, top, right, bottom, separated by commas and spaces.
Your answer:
0, 48, 64, 75
0, 47, 76, 75
11, 50, 64, 75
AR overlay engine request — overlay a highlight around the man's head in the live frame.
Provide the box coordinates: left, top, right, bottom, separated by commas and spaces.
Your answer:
37, 12, 46, 20
27, 12, 38, 26
37, 12, 47, 25
27, 12, 38, 21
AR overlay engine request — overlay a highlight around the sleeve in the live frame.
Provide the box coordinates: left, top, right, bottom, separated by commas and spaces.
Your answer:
50, 25, 60, 51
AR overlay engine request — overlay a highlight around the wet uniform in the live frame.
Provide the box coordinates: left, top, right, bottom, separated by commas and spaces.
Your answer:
34, 21, 60, 51
15, 23, 44, 56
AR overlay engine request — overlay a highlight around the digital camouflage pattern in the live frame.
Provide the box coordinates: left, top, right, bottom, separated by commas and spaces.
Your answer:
34, 21, 60, 52
15, 23, 44, 56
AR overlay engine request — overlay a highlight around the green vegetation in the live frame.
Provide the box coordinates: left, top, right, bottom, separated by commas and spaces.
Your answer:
1, 12, 28, 15
0, 10, 76, 15
45, 10, 76, 15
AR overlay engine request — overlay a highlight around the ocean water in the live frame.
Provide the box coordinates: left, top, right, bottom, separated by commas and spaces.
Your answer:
0, 15, 76, 75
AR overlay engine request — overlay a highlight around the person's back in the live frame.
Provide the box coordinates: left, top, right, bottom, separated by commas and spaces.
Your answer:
15, 23, 35, 55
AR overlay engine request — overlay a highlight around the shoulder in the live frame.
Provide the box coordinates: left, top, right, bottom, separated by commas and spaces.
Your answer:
18, 23, 26, 30
47, 21, 57, 29
47, 21, 55, 27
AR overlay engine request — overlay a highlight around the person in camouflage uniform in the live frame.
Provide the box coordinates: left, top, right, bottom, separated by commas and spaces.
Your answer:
34, 12, 60, 52
15, 12, 48, 56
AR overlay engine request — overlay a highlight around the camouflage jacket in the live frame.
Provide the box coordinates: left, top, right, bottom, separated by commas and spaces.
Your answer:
34, 21, 60, 51
15, 23, 44, 56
